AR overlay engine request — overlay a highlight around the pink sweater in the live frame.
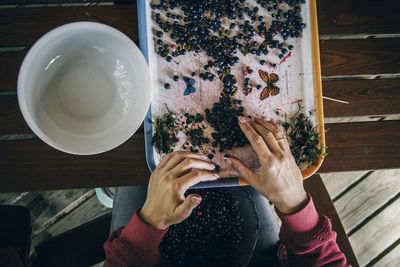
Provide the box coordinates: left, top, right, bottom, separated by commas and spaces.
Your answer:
104, 195, 349, 266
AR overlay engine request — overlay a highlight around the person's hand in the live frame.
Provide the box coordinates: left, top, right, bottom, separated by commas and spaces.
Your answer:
227, 115, 308, 214
140, 151, 218, 229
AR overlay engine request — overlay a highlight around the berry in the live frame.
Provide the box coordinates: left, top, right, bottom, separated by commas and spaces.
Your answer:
156, 31, 163, 38
164, 83, 170, 89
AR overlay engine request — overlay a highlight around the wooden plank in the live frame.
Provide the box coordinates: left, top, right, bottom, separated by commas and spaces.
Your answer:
0, 50, 25, 92
317, 0, 400, 35
0, 133, 150, 192
0, 96, 32, 134
1, 0, 115, 3
320, 120, 400, 173
320, 171, 368, 200
0, 6, 138, 47
334, 169, 400, 233
376, 242, 400, 267
11, 189, 90, 237
0, 192, 22, 204
320, 39, 400, 76
323, 79, 400, 117
31, 194, 110, 253
325, 114, 400, 124
34, 214, 111, 267
0, 121, 399, 192
304, 175, 359, 267
349, 198, 400, 266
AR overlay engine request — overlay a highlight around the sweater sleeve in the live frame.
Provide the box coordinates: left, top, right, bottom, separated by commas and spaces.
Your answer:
103, 210, 168, 267
276, 194, 349, 267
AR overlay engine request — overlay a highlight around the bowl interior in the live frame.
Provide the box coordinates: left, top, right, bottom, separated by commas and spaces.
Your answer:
18, 22, 151, 154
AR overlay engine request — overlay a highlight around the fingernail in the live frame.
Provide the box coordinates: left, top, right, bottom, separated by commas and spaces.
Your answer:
201, 155, 208, 160
191, 195, 202, 204
207, 164, 216, 170
214, 173, 220, 178
223, 154, 230, 160
239, 116, 249, 123
254, 113, 262, 119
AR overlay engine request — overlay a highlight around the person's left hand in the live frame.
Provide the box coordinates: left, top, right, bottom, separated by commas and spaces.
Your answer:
140, 151, 219, 230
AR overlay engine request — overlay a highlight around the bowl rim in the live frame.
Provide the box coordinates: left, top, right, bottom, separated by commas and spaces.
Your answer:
17, 21, 151, 155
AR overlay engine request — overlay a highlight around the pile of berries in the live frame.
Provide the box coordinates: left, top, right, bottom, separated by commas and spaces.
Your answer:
206, 96, 249, 152
152, 0, 306, 73
159, 188, 243, 266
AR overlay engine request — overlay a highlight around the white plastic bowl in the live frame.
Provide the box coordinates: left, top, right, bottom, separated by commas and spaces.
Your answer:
18, 22, 151, 155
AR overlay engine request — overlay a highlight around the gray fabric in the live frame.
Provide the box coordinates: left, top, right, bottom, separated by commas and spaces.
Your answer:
110, 185, 148, 233
110, 185, 280, 266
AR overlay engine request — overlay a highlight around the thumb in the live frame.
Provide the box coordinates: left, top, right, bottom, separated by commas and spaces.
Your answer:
226, 157, 259, 187
174, 194, 202, 221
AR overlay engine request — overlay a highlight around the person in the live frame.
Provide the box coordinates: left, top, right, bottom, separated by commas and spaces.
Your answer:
103, 115, 349, 266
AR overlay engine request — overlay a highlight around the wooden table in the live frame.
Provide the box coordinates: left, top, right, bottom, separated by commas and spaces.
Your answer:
0, 1, 399, 266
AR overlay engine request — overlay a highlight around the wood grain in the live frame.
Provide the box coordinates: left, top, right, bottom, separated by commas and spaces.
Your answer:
320, 39, 400, 76
320, 120, 400, 173
323, 79, 400, 117
0, 50, 25, 92
0, 192, 22, 204
0, 6, 138, 47
0, 96, 32, 134
349, 198, 400, 266
0, 134, 150, 192
1, 0, 117, 3
377, 242, 400, 267
31, 194, 110, 255
317, 0, 400, 35
304, 175, 359, 267
334, 169, 400, 233
11, 189, 90, 239
320, 171, 368, 200
0, 121, 399, 192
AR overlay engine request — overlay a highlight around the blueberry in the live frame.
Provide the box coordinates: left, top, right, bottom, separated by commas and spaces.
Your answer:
288, 45, 294, 50
207, 154, 214, 159
260, 60, 266, 65
256, 84, 262, 90
279, 54, 284, 59
173, 75, 179, 81
156, 31, 163, 38
215, 165, 221, 172
166, 56, 172, 62
164, 83, 170, 89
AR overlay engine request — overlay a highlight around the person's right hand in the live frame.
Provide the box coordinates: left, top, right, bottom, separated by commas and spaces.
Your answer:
140, 151, 218, 229
227, 115, 308, 214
